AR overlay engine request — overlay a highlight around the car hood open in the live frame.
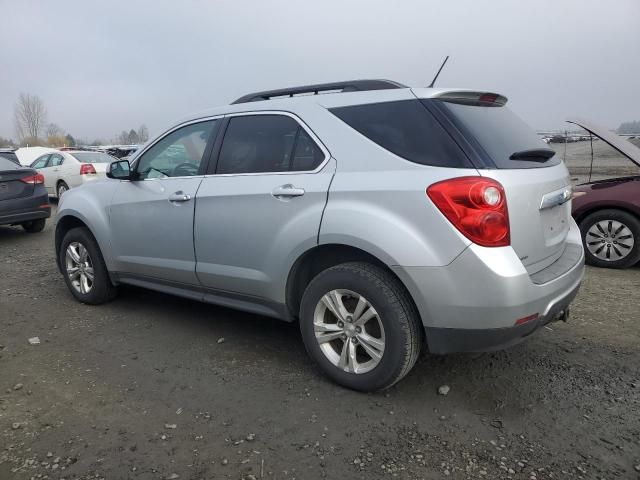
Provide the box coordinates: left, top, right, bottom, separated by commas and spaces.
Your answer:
567, 117, 640, 167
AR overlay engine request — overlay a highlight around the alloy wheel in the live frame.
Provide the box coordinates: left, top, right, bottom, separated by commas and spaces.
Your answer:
313, 289, 385, 374
65, 242, 94, 294
586, 219, 635, 262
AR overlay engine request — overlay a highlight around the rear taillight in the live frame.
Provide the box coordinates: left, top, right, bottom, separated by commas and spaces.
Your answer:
427, 176, 510, 247
20, 173, 45, 185
80, 163, 96, 175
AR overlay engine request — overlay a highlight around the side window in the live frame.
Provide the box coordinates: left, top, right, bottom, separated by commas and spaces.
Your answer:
136, 120, 216, 180
50, 154, 64, 166
216, 115, 323, 174
330, 100, 472, 168
31, 155, 50, 169
291, 129, 324, 171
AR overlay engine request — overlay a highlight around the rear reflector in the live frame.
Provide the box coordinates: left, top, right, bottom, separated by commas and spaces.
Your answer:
39, 204, 50, 209
20, 173, 45, 185
515, 314, 539, 326
427, 176, 510, 247
80, 163, 96, 175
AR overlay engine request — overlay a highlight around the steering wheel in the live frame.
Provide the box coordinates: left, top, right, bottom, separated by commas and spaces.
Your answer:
172, 162, 199, 177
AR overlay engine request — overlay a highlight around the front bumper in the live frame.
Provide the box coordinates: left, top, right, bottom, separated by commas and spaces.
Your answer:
392, 222, 585, 354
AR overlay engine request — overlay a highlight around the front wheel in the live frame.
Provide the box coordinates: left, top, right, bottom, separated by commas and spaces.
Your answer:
580, 209, 640, 269
299, 262, 422, 392
59, 227, 117, 304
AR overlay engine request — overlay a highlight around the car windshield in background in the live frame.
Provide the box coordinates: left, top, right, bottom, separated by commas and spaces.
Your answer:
70, 152, 116, 163
436, 100, 561, 169
0, 151, 20, 165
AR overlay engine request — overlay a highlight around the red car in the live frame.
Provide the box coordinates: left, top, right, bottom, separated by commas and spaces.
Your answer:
570, 118, 640, 269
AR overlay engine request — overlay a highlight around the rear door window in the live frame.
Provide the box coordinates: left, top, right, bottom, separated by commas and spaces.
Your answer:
329, 100, 472, 168
435, 101, 561, 169
216, 115, 325, 174
49, 154, 64, 166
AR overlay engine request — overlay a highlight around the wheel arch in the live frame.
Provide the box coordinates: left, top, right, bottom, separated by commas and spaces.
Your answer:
574, 203, 640, 225
285, 243, 422, 325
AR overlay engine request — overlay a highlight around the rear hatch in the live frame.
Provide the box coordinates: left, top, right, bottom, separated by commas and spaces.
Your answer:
0, 158, 35, 202
427, 92, 572, 273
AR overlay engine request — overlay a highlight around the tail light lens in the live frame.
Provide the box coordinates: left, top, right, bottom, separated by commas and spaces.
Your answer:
20, 173, 45, 185
80, 163, 96, 175
427, 177, 510, 247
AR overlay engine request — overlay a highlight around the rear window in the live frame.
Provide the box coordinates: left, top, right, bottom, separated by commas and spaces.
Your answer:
70, 151, 116, 164
437, 101, 561, 169
0, 151, 19, 165
0, 157, 20, 170
329, 100, 472, 168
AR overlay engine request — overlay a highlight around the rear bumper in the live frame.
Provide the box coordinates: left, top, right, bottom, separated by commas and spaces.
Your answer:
424, 281, 580, 353
392, 220, 585, 354
0, 191, 50, 225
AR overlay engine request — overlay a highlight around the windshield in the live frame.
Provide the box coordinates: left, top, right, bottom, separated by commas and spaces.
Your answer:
70, 151, 116, 163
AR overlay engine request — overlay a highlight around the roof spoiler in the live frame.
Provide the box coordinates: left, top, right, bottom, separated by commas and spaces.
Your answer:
232, 79, 407, 104
432, 91, 508, 106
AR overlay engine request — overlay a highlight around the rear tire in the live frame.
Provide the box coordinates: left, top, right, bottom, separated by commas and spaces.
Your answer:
299, 262, 422, 392
57, 181, 69, 198
59, 227, 117, 304
579, 209, 640, 269
21, 218, 46, 233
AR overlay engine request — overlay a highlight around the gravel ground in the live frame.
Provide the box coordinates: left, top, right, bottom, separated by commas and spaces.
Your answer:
1, 206, 639, 480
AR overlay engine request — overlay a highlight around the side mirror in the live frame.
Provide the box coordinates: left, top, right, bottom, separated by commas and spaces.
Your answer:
107, 160, 132, 180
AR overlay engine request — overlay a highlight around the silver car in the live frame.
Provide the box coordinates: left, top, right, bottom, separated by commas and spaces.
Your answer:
55, 80, 584, 391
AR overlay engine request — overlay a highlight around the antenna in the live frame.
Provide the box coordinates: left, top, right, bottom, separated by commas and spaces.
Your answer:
428, 56, 450, 88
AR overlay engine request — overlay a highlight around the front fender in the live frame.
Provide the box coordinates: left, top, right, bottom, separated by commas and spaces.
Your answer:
56, 183, 117, 269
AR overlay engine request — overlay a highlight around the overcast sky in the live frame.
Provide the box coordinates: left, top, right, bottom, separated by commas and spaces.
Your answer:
1, 0, 638, 141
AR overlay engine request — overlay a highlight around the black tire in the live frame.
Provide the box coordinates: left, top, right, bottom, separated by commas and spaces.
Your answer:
59, 227, 117, 304
21, 218, 46, 233
57, 181, 69, 198
579, 209, 640, 269
299, 262, 422, 392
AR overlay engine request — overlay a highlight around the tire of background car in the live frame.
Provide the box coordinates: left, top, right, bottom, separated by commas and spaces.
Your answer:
57, 181, 69, 198
579, 209, 640, 269
59, 227, 117, 304
21, 218, 46, 233
299, 262, 422, 392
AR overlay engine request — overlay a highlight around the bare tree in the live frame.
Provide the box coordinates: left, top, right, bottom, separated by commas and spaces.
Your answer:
137, 124, 149, 142
46, 123, 64, 138
14, 93, 47, 142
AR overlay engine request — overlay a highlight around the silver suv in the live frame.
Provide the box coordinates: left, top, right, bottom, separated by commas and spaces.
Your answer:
55, 80, 584, 391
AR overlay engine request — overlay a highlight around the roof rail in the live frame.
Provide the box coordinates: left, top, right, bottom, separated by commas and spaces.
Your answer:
231, 79, 407, 104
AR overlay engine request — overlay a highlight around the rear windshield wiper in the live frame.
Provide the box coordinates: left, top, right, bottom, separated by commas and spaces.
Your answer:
509, 148, 556, 162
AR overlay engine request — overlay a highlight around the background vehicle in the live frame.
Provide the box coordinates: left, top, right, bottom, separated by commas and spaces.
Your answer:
570, 118, 640, 268
55, 80, 584, 391
30, 149, 117, 198
0, 156, 50, 232
0, 148, 20, 165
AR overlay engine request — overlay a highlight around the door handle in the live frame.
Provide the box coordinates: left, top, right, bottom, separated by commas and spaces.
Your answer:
271, 184, 305, 199
168, 191, 192, 203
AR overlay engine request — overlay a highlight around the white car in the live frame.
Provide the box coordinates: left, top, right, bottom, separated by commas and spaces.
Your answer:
29, 150, 117, 198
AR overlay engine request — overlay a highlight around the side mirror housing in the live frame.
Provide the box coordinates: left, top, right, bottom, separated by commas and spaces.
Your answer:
107, 160, 132, 180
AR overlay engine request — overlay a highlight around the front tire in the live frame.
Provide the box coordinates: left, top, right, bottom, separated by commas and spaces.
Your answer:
59, 227, 117, 304
300, 262, 422, 392
579, 209, 640, 269
22, 218, 46, 233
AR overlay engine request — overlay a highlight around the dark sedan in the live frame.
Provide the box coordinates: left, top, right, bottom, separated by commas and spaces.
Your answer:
0, 156, 51, 233
569, 118, 640, 269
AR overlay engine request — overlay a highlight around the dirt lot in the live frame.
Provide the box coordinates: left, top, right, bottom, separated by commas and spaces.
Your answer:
1, 206, 639, 480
